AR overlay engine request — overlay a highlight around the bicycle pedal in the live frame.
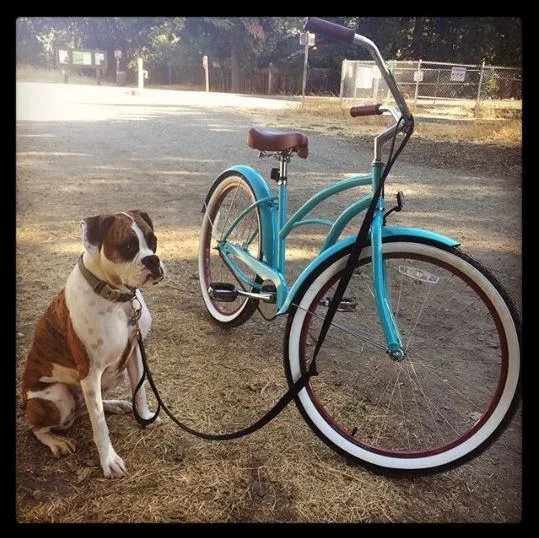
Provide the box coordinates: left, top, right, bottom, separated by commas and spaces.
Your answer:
209, 282, 275, 303
208, 282, 238, 302
261, 282, 277, 304
319, 296, 358, 312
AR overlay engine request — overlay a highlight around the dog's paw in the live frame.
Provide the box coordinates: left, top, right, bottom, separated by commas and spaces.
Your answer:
101, 449, 128, 479
145, 414, 163, 428
49, 435, 76, 457
35, 430, 76, 457
135, 411, 163, 428
103, 400, 133, 415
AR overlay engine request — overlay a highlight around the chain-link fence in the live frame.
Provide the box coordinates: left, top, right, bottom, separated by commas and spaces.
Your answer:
340, 59, 521, 115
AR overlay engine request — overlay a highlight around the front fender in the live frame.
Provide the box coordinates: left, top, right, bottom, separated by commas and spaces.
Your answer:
277, 227, 460, 315
203, 165, 277, 267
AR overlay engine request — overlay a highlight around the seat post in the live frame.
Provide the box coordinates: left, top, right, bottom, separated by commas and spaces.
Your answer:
276, 150, 291, 276
278, 150, 291, 184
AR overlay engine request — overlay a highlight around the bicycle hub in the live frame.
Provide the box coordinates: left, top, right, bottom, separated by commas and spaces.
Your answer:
389, 349, 405, 361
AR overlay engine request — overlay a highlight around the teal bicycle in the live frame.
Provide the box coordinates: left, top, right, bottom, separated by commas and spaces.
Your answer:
198, 18, 521, 474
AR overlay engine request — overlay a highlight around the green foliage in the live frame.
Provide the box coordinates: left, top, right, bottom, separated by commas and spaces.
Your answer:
304, 17, 521, 67
17, 17, 87, 67
15, 16, 521, 84
177, 17, 303, 90
16, 17, 186, 72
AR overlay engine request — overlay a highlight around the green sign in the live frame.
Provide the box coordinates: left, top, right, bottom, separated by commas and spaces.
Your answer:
72, 50, 92, 66
57, 48, 108, 70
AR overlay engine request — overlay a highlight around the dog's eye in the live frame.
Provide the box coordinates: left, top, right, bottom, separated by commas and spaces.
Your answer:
119, 237, 139, 259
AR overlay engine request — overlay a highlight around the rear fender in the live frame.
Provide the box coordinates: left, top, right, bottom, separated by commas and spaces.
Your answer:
203, 165, 277, 267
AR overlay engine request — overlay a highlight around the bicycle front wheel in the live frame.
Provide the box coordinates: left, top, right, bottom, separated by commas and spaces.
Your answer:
199, 172, 263, 326
284, 239, 521, 474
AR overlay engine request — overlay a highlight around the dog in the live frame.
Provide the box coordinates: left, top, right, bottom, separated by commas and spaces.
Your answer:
21, 210, 165, 478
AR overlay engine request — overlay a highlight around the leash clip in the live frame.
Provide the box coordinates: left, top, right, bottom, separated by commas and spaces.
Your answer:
129, 297, 142, 325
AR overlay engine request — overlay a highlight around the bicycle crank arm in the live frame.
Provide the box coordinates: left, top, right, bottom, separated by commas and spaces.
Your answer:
208, 282, 275, 303
319, 296, 358, 312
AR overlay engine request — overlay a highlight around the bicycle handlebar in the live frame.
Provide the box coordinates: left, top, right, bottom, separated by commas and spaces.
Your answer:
303, 17, 413, 161
304, 17, 355, 43
350, 104, 383, 117
303, 17, 413, 126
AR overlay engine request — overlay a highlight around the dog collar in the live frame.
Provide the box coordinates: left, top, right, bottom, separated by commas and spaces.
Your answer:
77, 255, 137, 303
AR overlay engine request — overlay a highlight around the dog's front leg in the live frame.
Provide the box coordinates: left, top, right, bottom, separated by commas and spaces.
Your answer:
80, 371, 127, 478
127, 343, 162, 426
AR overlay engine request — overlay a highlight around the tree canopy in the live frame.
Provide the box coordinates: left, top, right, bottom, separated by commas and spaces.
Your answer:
16, 16, 521, 90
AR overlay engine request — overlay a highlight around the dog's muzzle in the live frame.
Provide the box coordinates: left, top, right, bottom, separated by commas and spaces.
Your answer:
142, 255, 165, 284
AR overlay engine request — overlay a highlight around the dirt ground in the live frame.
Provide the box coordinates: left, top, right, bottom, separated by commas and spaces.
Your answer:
15, 81, 523, 524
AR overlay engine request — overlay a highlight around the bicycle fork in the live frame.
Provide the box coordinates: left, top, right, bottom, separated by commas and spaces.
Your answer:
370, 199, 406, 360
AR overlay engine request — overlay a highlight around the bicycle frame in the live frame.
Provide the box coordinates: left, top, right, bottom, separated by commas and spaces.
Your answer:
212, 159, 459, 355
218, 167, 374, 305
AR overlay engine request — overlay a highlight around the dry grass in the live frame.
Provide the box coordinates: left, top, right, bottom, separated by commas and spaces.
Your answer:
413, 119, 522, 145
290, 97, 522, 146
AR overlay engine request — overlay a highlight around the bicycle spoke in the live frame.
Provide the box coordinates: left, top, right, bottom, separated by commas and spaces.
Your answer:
408, 321, 498, 353
405, 361, 459, 441
350, 272, 386, 339
405, 354, 495, 412
371, 366, 402, 446
420, 295, 487, 346
404, 279, 435, 351
240, 208, 257, 249
293, 303, 388, 352
219, 181, 241, 242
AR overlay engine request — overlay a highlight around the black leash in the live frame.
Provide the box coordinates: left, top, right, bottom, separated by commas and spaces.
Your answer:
133, 117, 412, 441
132, 331, 317, 440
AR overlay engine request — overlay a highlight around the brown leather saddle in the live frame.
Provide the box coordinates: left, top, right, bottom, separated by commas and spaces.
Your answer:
247, 127, 309, 159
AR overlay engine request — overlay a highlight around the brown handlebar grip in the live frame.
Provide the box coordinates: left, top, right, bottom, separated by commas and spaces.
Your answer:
304, 17, 355, 43
350, 104, 383, 117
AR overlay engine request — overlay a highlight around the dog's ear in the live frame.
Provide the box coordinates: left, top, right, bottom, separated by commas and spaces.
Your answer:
80, 214, 115, 256
129, 209, 154, 230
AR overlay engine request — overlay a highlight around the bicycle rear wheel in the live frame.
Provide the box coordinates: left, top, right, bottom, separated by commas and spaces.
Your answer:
284, 238, 521, 474
199, 172, 262, 326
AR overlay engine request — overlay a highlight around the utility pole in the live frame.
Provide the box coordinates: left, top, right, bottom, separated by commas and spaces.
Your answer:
475, 60, 486, 116
300, 32, 315, 102
137, 58, 148, 92
202, 55, 210, 92
114, 49, 122, 85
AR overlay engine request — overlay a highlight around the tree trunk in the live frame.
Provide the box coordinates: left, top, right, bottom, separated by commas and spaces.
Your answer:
411, 16, 426, 59
230, 24, 241, 93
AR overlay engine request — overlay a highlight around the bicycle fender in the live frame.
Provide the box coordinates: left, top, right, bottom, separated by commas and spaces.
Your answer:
382, 227, 460, 246
278, 227, 460, 315
203, 165, 277, 267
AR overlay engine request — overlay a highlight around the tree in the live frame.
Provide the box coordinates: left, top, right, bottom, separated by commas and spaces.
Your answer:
178, 17, 301, 92
16, 16, 522, 89
16, 17, 87, 67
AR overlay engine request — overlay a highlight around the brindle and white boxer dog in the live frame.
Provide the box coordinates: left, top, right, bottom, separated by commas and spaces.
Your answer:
21, 210, 166, 478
